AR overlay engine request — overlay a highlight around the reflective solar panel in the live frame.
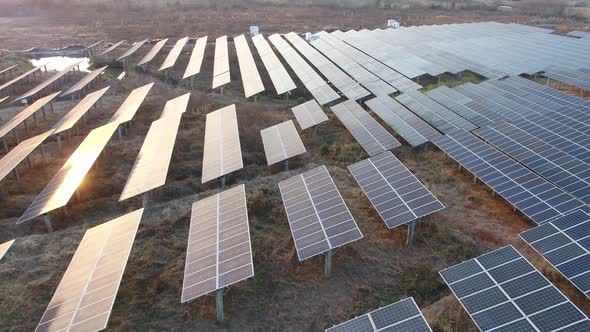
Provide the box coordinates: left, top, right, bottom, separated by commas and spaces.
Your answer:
0, 66, 41, 93
137, 38, 169, 66
159, 36, 189, 71
261, 120, 306, 165
108, 83, 153, 125
201, 104, 243, 183
98, 40, 125, 56
61, 66, 107, 97
433, 130, 583, 224
35, 208, 143, 332
17, 122, 119, 224
278, 165, 363, 260
182, 36, 208, 80
521, 208, 590, 299
331, 100, 400, 156
326, 297, 432, 332
440, 246, 590, 332
15, 62, 80, 102
349, 151, 444, 229
119, 93, 189, 201
53, 87, 110, 134
116, 39, 148, 61
181, 184, 253, 302
251, 34, 296, 95
0, 131, 52, 183
212, 35, 231, 89
234, 34, 265, 98
0, 92, 60, 139
0, 239, 15, 262
291, 100, 328, 130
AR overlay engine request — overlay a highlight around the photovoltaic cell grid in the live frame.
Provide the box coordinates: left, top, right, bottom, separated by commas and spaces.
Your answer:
440, 246, 590, 331
260, 120, 306, 165
349, 151, 444, 229
201, 104, 243, 183
35, 209, 143, 332
182, 36, 208, 80
475, 122, 590, 205
365, 96, 440, 147
432, 130, 583, 225
331, 100, 400, 156
0, 239, 15, 262
234, 34, 265, 98
521, 208, 590, 299
212, 35, 231, 89
291, 99, 328, 130
278, 165, 363, 261
251, 34, 296, 95
181, 184, 253, 302
137, 38, 168, 66
17, 122, 120, 223
326, 297, 432, 332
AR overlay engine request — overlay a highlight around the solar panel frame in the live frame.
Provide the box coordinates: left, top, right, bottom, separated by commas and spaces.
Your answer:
158, 36, 189, 71
61, 66, 107, 97
53, 87, 110, 134
291, 99, 329, 129
331, 100, 401, 156
212, 35, 231, 89
0, 131, 52, 183
116, 39, 148, 61
0, 92, 60, 139
326, 297, 432, 332
108, 83, 153, 125
251, 34, 297, 95
348, 151, 444, 229
181, 184, 254, 302
137, 38, 169, 66
234, 34, 265, 98
278, 165, 363, 261
440, 245, 590, 332
35, 208, 143, 332
98, 40, 126, 56
0, 67, 41, 93
260, 120, 306, 165
14, 62, 80, 102
182, 36, 208, 80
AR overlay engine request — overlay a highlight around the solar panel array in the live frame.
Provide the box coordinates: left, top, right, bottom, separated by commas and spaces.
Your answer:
268, 33, 339, 105
521, 208, 590, 299
365, 96, 440, 147
326, 297, 432, 332
98, 39, 126, 56
0, 92, 60, 139
0, 131, 52, 183
440, 246, 590, 331
331, 100, 400, 156
212, 35, 231, 89
116, 39, 148, 61
159, 36, 189, 71
568, 30, 590, 38
35, 208, 143, 332
137, 38, 168, 66
15, 62, 80, 101
234, 34, 265, 98
17, 122, 119, 223
201, 104, 243, 183
61, 66, 107, 97
0, 239, 15, 261
52, 87, 110, 134
108, 83, 153, 124
278, 165, 363, 260
119, 93, 189, 201
291, 99, 328, 130
433, 129, 583, 225
182, 36, 208, 80
0, 66, 42, 94
284, 32, 370, 101
349, 151, 444, 229
251, 34, 296, 95
181, 184, 253, 302
260, 120, 306, 165
544, 66, 590, 90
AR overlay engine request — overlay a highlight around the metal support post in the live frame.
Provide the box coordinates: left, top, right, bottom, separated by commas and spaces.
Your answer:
117, 125, 123, 141
2, 138, 7, 153
221, 176, 226, 188
13, 168, 20, 182
44, 214, 53, 233
216, 289, 224, 322
285, 159, 289, 171
324, 250, 333, 279
407, 220, 416, 245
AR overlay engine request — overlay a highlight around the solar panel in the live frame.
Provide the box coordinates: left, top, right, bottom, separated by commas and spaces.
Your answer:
0, 64, 17, 76
331, 100, 401, 156
15, 62, 80, 102
181, 184, 253, 302
159, 36, 189, 71
291, 100, 328, 130
234, 34, 265, 98
349, 151, 444, 229
0, 131, 52, 183
0, 67, 42, 93
98, 40, 126, 56
0, 92, 60, 139
212, 35, 231, 89
35, 208, 143, 332
137, 38, 168, 66
119, 93, 189, 201
108, 83, 153, 125
521, 208, 590, 299
278, 165, 363, 260
260, 120, 306, 165
365, 97, 429, 147
0, 96, 8, 104
433, 129, 584, 224
182, 36, 208, 80
440, 246, 590, 331
116, 39, 148, 61
17, 122, 119, 224
61, 66, 107, 97
326, 297, 432, 332
251, 34, 296, 95
53, 87, 110, 134
201, 104, 243, 183
0, 239, 15, 262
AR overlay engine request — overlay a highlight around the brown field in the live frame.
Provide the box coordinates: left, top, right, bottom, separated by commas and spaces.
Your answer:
0, 3, 589, 332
